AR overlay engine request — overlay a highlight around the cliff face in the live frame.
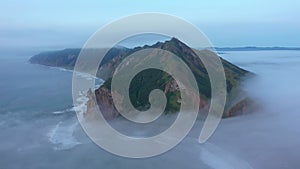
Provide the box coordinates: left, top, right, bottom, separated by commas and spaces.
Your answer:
94, 84, 254, 119
92, 79, 253, 119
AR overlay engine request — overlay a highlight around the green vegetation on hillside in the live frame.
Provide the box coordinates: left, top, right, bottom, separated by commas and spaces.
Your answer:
30, 37, 251, 115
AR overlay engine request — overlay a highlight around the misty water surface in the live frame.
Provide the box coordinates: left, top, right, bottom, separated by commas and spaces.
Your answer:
1, 50, 300, 169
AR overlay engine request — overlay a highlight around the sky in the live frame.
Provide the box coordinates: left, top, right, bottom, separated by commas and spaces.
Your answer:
0, 0, 300, 54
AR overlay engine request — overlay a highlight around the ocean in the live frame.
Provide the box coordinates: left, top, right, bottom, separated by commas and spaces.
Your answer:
1, 50, 300, 169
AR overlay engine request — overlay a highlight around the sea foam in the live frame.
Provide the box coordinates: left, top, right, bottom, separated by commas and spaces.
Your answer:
47, 120, 81, 150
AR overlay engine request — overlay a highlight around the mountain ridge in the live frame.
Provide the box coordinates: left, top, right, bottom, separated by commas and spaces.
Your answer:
30, 38, 255, 118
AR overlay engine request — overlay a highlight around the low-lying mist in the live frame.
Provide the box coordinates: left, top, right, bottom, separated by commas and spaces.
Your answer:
2, 50, 300, 169
208, 50, 300, 169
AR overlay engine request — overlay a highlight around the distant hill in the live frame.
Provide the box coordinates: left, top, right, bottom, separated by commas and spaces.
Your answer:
215, 46, 300, 51
30, 38, 255, 118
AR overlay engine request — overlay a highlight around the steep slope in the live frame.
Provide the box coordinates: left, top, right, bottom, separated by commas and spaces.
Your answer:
94, 38, 252, 118
30, 38, 254, 118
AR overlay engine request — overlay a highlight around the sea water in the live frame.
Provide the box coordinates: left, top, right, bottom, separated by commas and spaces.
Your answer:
1, 50, 300, 169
